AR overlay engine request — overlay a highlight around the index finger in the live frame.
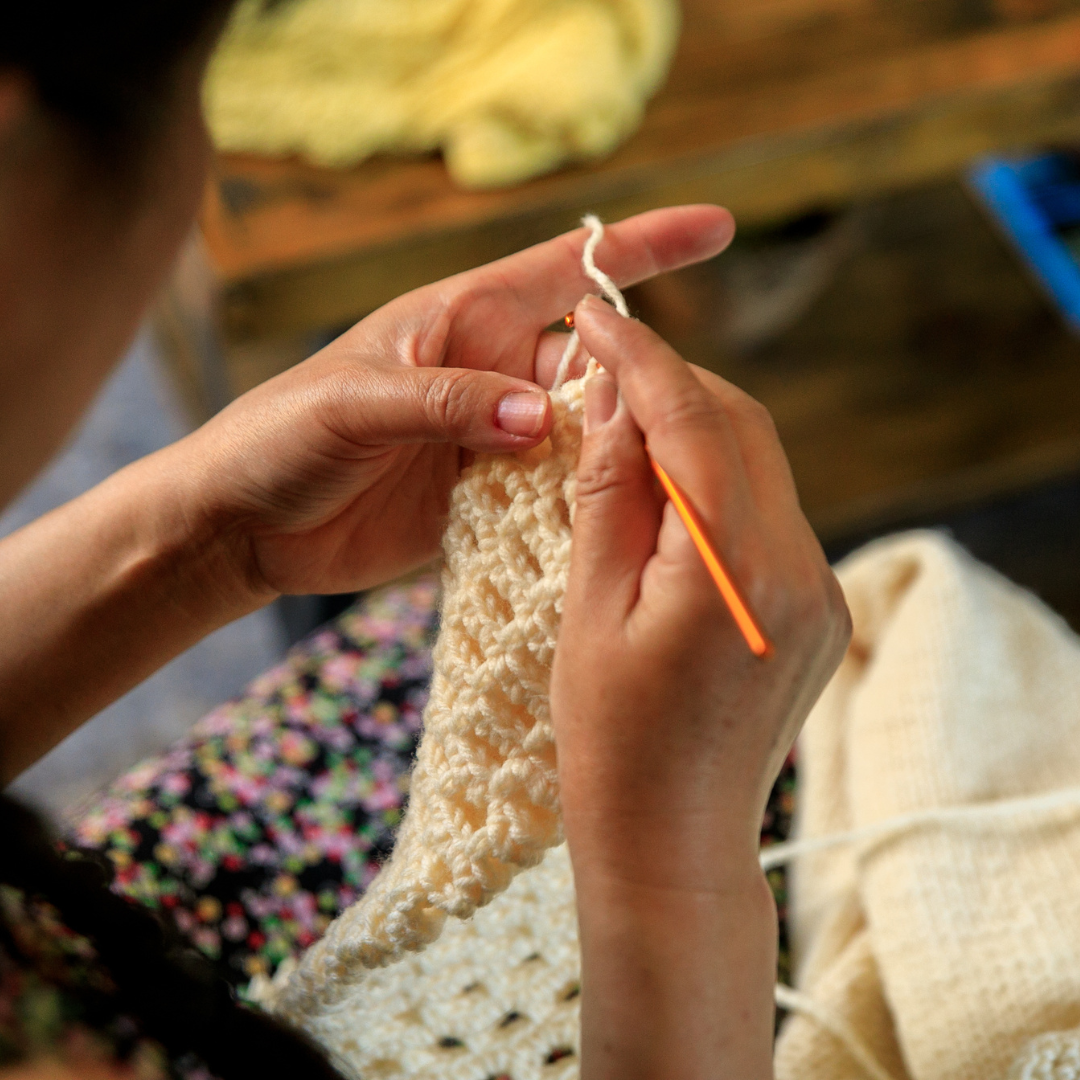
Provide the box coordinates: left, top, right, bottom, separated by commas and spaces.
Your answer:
572, 294, 751, 528
449, 205, 735, 338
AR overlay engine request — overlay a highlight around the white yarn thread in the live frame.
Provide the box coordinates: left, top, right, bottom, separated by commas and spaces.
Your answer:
765, 784, 1080, 1079
760, 785, 1080, 872
553, 331, 581, 391
773, 984, 900, 1080
552, 214, 630, 389
581, 213, 631, 317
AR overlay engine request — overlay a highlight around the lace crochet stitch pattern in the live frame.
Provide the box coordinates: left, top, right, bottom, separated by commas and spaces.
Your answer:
270, 374, 586, 1022
303, 844, 581, 1080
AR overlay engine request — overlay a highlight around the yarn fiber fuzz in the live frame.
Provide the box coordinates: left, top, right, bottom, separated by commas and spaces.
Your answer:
264, 374, 586, 1024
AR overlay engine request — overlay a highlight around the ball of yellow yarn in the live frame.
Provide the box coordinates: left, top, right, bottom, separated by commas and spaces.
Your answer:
204, 0, 680, 188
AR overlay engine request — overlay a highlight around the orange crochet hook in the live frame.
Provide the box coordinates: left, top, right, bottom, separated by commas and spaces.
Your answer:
648, 453, 774, 659
561, 305, 770, 657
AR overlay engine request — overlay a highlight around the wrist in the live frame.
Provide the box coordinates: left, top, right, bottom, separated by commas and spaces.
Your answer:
140, 438, 281, 616
560, 764, 765, 897
572, 860, 777, 1080
0, 450, 276, 781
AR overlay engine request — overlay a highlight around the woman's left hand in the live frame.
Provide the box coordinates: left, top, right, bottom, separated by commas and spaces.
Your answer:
0, 205, 732, 779
168, 205, 734, 598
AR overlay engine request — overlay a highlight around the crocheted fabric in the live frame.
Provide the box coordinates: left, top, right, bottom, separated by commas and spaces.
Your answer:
266, 374, 586, 1023
256, 759, 796, 1080
302, 843, 580, 1080
1010, 1030, 1080, 1080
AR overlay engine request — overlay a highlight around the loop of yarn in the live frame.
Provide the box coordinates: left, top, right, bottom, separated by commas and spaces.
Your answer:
553, 214, 629, 389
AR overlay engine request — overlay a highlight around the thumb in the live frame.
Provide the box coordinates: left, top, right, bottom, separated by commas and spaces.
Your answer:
566, 370, 664, 621
345, 365, 553, 453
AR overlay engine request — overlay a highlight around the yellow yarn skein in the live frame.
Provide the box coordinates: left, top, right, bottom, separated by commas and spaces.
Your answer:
205, 0, 680, 188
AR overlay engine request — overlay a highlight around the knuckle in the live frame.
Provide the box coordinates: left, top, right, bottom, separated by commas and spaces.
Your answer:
825, 573, 854, 656
313, 363, 377, 431
574, 451, 637, 503
651, 390, 725, 442
421, 369, 475, 430
774, 564, 852, 660
739, 394, 778, 435
723, 385, 777, 437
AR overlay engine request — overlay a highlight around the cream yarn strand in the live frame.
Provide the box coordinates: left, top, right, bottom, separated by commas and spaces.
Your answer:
773, 984, 900, 1080
553, 214, 630, 389
760, 784, 1080, 873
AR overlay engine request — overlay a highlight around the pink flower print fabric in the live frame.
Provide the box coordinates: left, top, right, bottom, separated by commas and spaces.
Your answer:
69, 578, 438, 986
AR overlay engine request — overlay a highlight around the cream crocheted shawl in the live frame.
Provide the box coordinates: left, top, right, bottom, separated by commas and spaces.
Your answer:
249, 372, 585, 1074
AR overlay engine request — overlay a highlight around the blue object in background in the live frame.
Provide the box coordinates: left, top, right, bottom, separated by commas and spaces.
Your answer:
969, 153, 1080, 335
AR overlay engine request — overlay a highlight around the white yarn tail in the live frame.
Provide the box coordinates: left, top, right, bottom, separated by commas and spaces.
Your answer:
773, 984, 900, 1080
581, 214, 630, 317
552, 214, 631, 390
761, 785, 1080, 872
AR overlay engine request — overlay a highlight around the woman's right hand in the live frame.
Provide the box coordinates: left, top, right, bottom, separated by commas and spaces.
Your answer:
551, 294, 850, 1080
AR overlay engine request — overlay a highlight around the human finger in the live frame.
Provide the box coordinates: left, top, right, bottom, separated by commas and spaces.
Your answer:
563, 369, 664, 623
573, 294, 753, 535
319, 363, 553, 453
686, 364, 803, 519
432, 206, 735, 360
535, 329, 590, 388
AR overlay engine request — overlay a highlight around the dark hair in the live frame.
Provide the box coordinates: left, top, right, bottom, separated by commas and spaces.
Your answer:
1, 1, 235, 153
0, 794, 345, 1080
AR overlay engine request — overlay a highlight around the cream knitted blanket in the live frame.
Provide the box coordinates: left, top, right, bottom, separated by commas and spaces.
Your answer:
776, 531, 1080, 1080
205, 0, 679, 188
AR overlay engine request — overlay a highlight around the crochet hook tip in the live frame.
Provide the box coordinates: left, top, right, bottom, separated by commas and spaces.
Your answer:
648, 453, 774, 660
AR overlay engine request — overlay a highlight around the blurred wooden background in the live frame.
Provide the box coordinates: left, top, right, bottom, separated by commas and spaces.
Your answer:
160, 0, 1080, 542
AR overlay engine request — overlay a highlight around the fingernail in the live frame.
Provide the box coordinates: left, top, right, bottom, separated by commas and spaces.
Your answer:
584, 372, 617, 434
496, 391, 548, 437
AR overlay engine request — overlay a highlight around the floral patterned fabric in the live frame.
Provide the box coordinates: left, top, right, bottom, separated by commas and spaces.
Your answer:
0, 879, 208, 1078
69, 577, 439, 987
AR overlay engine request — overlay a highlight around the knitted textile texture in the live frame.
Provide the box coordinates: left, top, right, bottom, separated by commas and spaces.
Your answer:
775, 531, 1080, 1080
261, 374, 586, 1025
204, 0, 680, 188
299, 843, 581, 1080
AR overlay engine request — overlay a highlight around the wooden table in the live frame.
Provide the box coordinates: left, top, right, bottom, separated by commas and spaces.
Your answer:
161, 0, 1080, 418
